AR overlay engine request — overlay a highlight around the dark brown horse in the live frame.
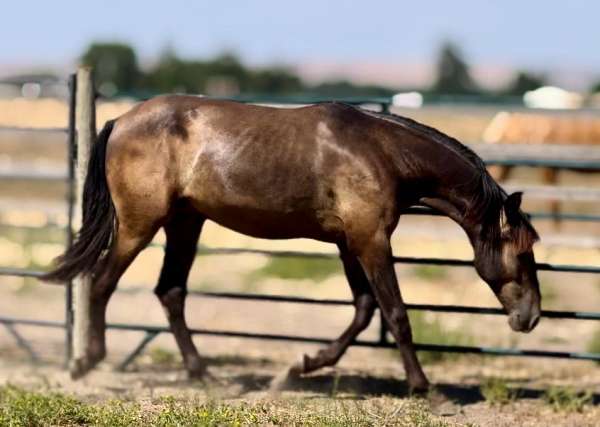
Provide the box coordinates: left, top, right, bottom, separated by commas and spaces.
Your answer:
44, 96, 541, 392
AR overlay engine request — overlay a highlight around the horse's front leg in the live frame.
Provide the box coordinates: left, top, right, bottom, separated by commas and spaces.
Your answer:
356, 232, 429, 393
289, 247, 376, 375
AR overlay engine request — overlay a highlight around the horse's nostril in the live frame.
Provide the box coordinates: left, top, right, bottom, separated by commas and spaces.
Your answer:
528, 314, 540, 331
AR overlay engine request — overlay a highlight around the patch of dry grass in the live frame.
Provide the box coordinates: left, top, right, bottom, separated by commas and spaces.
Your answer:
0, 385, 461, 426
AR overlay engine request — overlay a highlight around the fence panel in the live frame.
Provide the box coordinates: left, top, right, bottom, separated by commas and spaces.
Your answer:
0, 78, 599, 371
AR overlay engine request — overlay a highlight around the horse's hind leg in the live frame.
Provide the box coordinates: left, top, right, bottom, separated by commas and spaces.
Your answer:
290, 245, 376, 375
71, 221, 158, 379
154, 213, 205, 378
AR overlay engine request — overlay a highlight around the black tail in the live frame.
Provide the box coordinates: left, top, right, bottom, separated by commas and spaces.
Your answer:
43, 120, 117, 283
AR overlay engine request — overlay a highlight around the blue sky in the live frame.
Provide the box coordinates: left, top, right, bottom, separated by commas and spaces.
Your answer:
2, 1, 599, 84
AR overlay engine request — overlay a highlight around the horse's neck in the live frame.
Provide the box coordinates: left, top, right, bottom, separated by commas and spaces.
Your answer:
382, 119, 489, 241
417, 165, 484, 244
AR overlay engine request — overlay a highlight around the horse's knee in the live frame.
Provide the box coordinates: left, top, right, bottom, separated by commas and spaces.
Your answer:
388, 307, 412, 343
155, 286, 186, 317
354, 295, 376, 329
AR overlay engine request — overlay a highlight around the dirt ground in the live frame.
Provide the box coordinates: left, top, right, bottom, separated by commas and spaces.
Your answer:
1, 344, 600, 426
1, 99, 600, 425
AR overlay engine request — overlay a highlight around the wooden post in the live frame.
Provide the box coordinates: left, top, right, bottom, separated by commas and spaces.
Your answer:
64, 73, 77, 366
71, 67, 96, 371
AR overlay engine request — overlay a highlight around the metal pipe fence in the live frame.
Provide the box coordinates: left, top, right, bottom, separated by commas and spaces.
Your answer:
0, 76, 599, 371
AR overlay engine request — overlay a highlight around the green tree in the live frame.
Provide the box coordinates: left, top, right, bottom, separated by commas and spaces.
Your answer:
143, 51, 252, 95
431, 42, 479, 95
503, 71, 546, 96
249, 67, 303, 94
590, 80, 600, 94
309, 80, 395, 97
81, 42, 141, 95
144, 51, 307, 96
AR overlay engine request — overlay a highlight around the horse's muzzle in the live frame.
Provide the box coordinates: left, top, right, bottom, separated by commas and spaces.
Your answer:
508, 310, 541, 333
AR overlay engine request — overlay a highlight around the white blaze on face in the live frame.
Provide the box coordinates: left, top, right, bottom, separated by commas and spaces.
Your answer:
501, 238, 519, 279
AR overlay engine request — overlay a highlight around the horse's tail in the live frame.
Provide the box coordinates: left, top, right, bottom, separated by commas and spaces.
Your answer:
42, 119, 117, 283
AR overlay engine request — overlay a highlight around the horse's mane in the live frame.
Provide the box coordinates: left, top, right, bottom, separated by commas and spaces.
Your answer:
355, 106, 539, 252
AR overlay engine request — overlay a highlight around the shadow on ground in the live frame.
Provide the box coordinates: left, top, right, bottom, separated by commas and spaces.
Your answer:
230, 371, 600, 406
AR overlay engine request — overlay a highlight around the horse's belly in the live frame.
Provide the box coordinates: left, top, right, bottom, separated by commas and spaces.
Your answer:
195, 202, 339, 241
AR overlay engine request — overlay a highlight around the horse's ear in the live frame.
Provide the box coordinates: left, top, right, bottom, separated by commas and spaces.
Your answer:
504, 192, 523, 224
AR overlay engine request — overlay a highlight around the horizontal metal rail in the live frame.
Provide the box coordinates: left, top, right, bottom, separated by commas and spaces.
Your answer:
0, 267, 46, 278
403, 206, 600, 222
0, 171, 68, 182
1, 315, 597, 364
183, 290, 600, 321
0, 126, 68, 133
4, 245, 598, 281
485, 158, 600, 170
112, 288, 600, 321
186, 246, 600, 274
100, 322, 600, 362
0, 316, 65, 328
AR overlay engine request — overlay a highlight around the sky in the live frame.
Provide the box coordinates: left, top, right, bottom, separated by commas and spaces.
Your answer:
2, 1, 599, 89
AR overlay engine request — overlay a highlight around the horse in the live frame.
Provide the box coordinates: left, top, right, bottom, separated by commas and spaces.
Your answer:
44, 96, 541, 393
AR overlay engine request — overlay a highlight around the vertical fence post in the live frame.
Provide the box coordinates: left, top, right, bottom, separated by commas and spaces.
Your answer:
64, 73, 77, 366
71, 67, 96, 371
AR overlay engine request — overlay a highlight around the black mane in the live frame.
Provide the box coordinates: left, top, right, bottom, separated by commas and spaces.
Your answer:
359, 107, 538, 251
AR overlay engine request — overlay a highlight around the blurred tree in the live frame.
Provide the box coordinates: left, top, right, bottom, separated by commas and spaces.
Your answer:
81, 42, 141, 95
249, 68, 303, 94
590, 80, 600, 94
144, 51, 253, 95
142, 47, 199, 93
81, 41, 399, 98
503, 71, 547, 96
431, 42, 479, 95
309, 80, 395, 97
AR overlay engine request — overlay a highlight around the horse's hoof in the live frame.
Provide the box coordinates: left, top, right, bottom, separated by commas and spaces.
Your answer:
187, 368, 207, 380
408, 380, 430, 396
69, 358, 94, 380
186, 358, 208, 380
288, 353, 312, 378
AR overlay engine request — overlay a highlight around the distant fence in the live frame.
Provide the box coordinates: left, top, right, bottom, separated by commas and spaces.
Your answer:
1, 70, 600, 372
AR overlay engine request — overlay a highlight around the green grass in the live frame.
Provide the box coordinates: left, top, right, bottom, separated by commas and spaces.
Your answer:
480, 377, 517, 405
543, 386, 593, 413
250, 256, 342, 282
148, 347, 178, 366
412, 265, 448, 281
408, 311, 474, 365
0, 385, 458, 426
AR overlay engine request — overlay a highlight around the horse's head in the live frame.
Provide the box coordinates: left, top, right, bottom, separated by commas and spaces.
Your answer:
473, 192, 541, 333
